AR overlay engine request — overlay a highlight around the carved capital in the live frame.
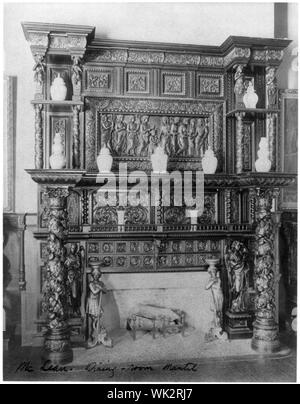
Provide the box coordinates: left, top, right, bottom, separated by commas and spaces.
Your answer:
224, 47, 251, 68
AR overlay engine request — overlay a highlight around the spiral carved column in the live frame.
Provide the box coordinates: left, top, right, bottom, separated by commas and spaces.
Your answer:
251, 188, 281, 353
42, 187, 73, 365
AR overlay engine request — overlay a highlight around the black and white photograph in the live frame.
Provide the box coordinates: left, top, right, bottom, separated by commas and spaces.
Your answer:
1, 0, 299, 386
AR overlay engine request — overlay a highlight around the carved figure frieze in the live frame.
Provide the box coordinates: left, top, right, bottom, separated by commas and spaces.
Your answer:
99, 114, 213, 160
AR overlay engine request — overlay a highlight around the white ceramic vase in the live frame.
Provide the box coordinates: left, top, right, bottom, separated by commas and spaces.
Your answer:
50, 73, 67, 101
202, 147, 218, 174
255, 137, 271, 172
97, 145, 113, 173
243, 81, 258, 109
151, 146, 168, 173
49, 132, 66, 169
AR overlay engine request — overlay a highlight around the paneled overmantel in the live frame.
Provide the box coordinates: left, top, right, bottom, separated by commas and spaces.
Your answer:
22, 22, 296, 365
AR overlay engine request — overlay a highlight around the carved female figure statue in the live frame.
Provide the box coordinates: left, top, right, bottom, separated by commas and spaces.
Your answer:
127, 115, 140, 156
195, 118, 208, 157
139, 115, 153, 157
71, 56, 82, 92
33, 55, 46, 88
188, 118, 196, 157
86, 264, 112, 348
114, 115, 127, 155
101, 114, 114, 150
225, 241, 249, 313
160, 117, 172, 156
177, 118, 189, 156
205, 263, 227, 341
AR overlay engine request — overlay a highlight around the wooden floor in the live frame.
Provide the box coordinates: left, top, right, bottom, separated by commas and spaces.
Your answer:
3, 336, 297, 383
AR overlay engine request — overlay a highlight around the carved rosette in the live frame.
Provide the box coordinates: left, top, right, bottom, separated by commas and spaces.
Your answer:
235, 112, 245, 174
42, 187, 73, 364
251, 188, 281, 353
34, 103, 43, 169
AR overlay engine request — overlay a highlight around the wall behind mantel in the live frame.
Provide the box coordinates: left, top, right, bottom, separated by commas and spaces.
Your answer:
4, 2, 276, 213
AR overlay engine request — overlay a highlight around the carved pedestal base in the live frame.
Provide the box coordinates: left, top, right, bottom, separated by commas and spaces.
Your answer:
225, 311, 253, 340
42, 327, 73, 365
251, 319, 280, 353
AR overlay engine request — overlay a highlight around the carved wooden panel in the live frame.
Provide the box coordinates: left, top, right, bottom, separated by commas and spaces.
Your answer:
38, 187, 81, 231
84, 67, 114, 94
161, 71, 187, 97
49, 115, 72, 169
86, 238, 221, 273
197, 74, 224, 97
125, 69, 151, 95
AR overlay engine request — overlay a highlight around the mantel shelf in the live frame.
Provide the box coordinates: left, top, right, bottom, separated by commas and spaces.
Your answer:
25, 169, 297, 189
31, 100, 84, 106
226, 108, 280, 117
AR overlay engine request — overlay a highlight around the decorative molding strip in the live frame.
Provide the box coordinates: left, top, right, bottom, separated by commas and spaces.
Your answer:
89, 96, 221, 115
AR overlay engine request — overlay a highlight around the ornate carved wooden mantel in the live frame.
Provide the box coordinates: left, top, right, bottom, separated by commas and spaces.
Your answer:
22, 22, 296, 363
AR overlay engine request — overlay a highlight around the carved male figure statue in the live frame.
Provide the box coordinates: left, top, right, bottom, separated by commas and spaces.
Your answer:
139, 115, 153, 157
177, 118, 189, 156
127, 115, 140, 156
195, 118, 208, 157
65, 243, 84, 317
114, 115, 127, 155
234, 64, 245, 107
225, 240, 249, 313
101, 114, 114, 150
170, 117, 180, 156
86, 264, 113, 349
160, 117, 172, 156
188, 118, 196, 157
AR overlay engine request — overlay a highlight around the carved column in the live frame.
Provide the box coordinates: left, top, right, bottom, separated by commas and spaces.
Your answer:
42, 187, 73, 365
251, 187, 281, 353
266, 66, 278, 109
34, 103, 44, 169
72, 105, 81, 168
266, 113, 277, 171
71, 56, 83, 101
235, 112, 245, 174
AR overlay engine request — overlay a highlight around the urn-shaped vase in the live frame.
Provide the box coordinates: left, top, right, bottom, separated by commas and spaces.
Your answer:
97, 145, 113, 173
151, 146, 168, 173
202, 147, 218, 174
255, 137, 272, 173
49, 132, 66, 169
243, 82, 258, 109
50, 73, 67, 101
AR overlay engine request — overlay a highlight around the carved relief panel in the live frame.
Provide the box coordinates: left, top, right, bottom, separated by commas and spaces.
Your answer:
161, 71, 187, 97
197, 74, 224, 97
125, 69, 151, 95
38, 186, 82, 231
84, 67, 114, 94
86, 238, 221, 273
